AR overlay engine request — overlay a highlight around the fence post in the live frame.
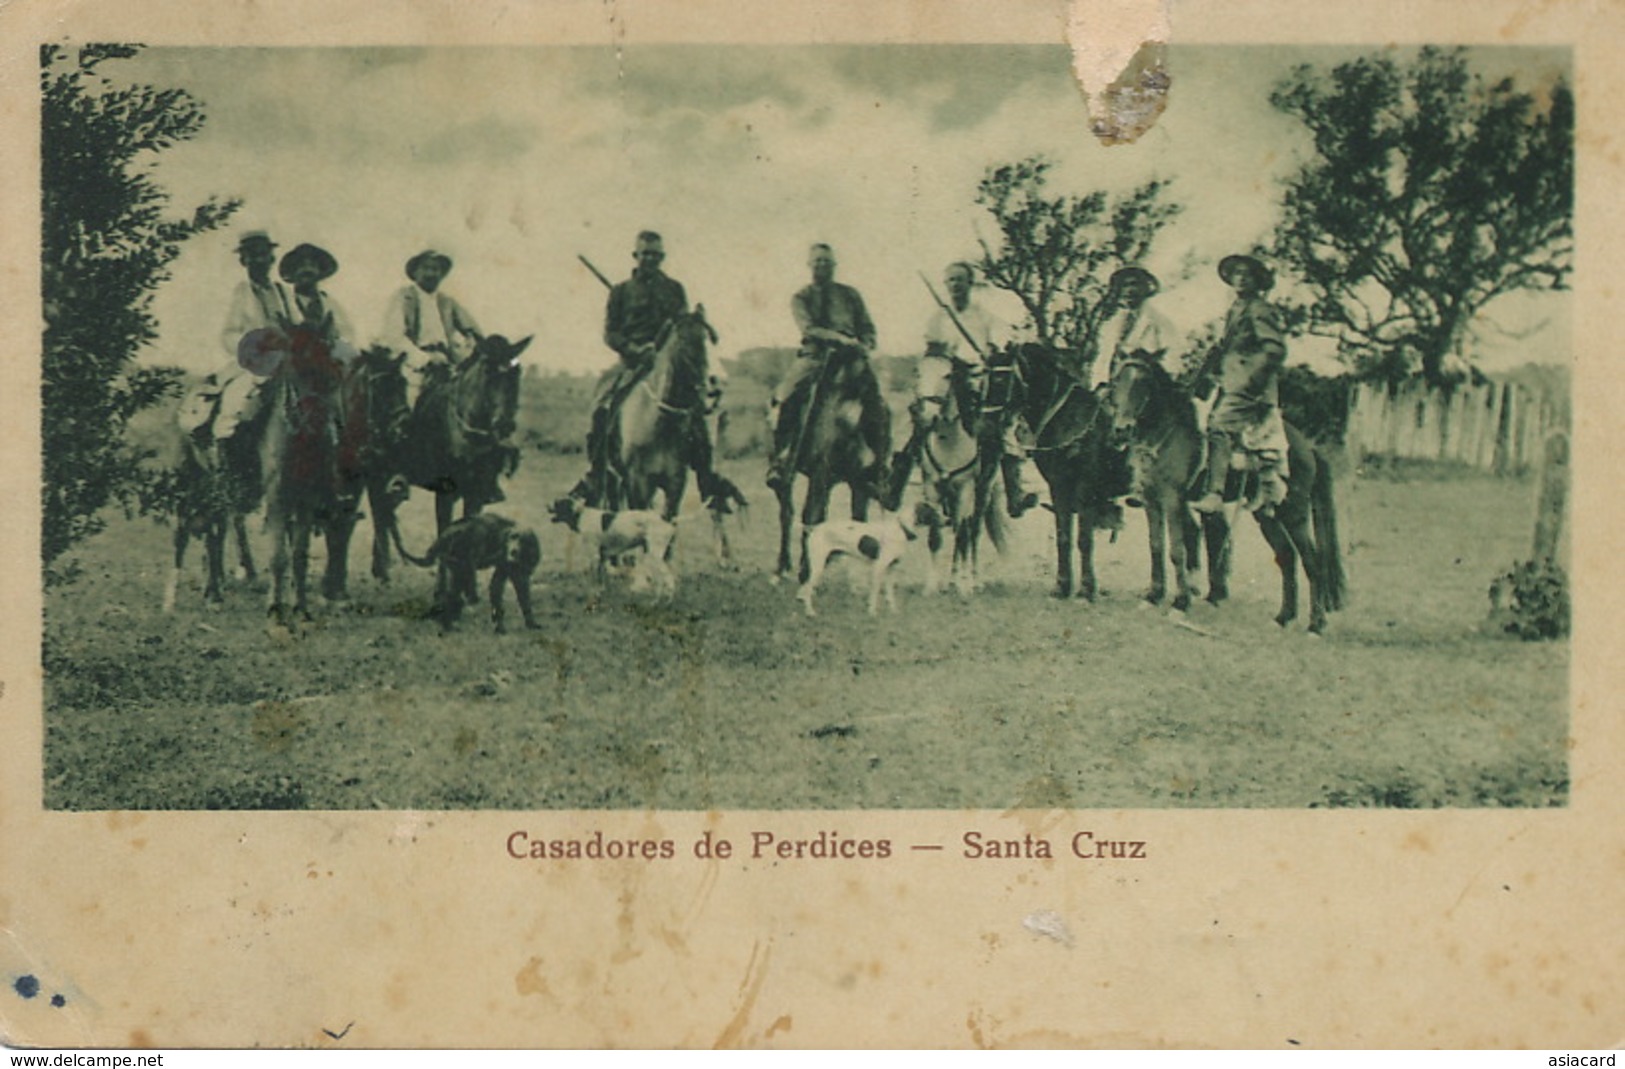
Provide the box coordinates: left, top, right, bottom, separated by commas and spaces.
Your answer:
1531, 430, 1569, 564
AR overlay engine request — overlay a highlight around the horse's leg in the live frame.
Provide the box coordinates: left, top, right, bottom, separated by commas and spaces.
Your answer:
851, 481, 870, 523
774, 480, 796, 583
435, 489, 455, 536
369, 478, 395, 584
165, 503, 191, 614
1203, 512, 1231, 606
233, 512, 258, 583
1051, 501, 1074, 599
800, 475, 830, 584
1075, 510, 1097, 602
266, 511, 289, 621
291, 514, 315, 619
203, 516, 227, 608
1256, 512, 1299, 629
322, 498, 357, 603
1279, 502, 1327, 634
1144, 496, 1168, 605
922, 497, 945, 596
1168, 497, 1196, 614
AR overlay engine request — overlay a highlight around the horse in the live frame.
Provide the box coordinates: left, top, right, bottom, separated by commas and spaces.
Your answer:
772, 343, 891, 584
1109, 355, 1348, 633
331, 344, 411, 588
1002, 342, 1120, 600
604, 306, 744, 570
914, 358, 1009, 595
163, 394, 268, 612
403, 334, 531, 535
259, 326, 358, 621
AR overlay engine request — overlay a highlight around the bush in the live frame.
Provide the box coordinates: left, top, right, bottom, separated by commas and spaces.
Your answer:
1488, 558, 1570, 640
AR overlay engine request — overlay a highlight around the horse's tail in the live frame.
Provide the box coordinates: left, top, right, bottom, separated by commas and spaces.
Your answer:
1311, 449, 1348, 611
389, 516, 439, 569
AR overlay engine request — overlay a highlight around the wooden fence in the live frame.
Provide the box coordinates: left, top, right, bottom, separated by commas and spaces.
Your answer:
1345, 378, 1566, 475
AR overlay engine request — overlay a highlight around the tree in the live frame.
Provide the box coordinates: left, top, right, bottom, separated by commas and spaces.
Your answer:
41, 44, 240, 580
1269, 47, 1572, 386
974, 156, 1181, 373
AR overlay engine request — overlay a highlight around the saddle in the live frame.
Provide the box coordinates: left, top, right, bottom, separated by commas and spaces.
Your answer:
1191, 429, 1291, 512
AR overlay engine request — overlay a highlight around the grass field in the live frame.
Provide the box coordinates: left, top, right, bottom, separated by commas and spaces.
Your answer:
42, 450, 1568, 810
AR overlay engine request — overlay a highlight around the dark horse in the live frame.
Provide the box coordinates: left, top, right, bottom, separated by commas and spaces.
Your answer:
331, 344, 412, 588
164, 389, 269, 611
259, 326, 359, 620
773, 344, 891, 583
1003, 342, 1119, 600
1109, 355, 1347, 632
914, 359, 1010, 594
403, 335, 531, 534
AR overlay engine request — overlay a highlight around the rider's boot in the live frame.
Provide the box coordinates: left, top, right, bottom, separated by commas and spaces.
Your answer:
1191, 429, 1232, 513
1001, 454, 1040, 518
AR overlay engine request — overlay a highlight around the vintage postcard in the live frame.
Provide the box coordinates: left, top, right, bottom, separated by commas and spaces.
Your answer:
2, 0, 1619, 1050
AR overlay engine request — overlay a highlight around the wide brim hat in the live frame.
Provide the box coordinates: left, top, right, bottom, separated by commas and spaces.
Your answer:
279, 243, 338, 282
1218, 254, 1275, 291
1110, 266, 1160, 295
235, 230, 277, 254
405, 249, 453, 279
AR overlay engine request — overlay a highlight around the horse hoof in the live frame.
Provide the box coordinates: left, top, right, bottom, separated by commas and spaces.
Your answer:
1172, 596, 1192, 614
1143, 590, 1165, 605
1050, 586, 1072, 600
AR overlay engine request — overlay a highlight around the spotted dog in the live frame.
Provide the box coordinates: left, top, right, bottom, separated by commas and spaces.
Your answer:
548, 497, 678, 597
797, 505, 927, 617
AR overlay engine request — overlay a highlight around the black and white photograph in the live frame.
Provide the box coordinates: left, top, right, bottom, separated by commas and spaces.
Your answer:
37, 39, 1573, 811
3, 0, 1619, 1051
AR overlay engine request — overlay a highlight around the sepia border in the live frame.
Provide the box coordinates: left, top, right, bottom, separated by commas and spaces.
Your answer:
2, 0, 1620, 1049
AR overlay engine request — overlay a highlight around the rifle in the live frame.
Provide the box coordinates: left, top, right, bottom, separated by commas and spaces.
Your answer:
577, 254, 614, 291
918, 272, 985, 362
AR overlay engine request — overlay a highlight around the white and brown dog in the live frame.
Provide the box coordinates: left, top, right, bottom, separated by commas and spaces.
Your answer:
549, 497, 679, 597
797, 505, 928, 617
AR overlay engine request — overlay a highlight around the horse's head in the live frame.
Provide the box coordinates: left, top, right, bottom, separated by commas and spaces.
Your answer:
651, 307, 716, 407
342, 344, 411, 449
471, 333, 533, 371
1110, 357, 1158, 434
457, 334, 530, 440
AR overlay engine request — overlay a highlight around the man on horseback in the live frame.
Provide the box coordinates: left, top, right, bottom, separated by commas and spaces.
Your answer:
178, 230, 292, 441
1091, 266, 1175, 388
381, 249, 484, 409
887, 261, 1038, 517
556, 231, 684, 507
1094, 265, 1175, 512
765, 243, 891, 500
1191, 254, 1290, 514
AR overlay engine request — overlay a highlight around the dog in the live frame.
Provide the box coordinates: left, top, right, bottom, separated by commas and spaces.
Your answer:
796, 505, 926, 617
393, 512, 541, 633
548, 497, 678, 597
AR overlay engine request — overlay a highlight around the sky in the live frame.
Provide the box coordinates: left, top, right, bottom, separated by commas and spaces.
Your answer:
115, 43, 1570, 377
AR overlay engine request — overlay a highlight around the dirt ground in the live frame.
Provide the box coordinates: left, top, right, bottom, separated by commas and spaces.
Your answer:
42, 452, 1568, 810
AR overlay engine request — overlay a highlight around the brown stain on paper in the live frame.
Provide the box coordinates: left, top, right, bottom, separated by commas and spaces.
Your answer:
712, 940, 772, 1049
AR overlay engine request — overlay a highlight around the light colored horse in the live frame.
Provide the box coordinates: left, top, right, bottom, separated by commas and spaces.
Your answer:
610, 306, 739, 567
915, 360, 1007, 594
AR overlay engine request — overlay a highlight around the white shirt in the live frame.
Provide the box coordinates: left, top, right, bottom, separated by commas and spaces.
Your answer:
924, 297, 1005, 366
1091, 300, 1175, 389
